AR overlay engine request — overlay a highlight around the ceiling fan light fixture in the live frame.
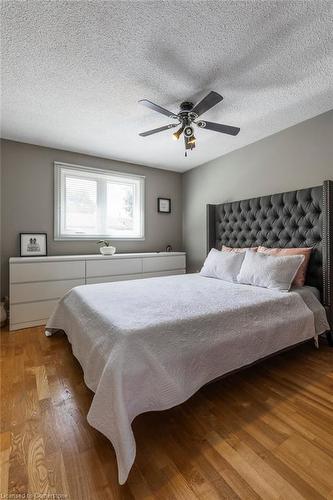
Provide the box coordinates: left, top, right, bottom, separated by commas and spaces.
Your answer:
172, 125, 184, 140
184, 126, 194, 138
188, 135, 196, 145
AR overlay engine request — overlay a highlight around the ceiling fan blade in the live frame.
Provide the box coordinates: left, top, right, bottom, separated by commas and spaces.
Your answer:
139, 123, 178, 137
191, 91, 223, 117
198, 121, 240, 136
139, 99, 177, 118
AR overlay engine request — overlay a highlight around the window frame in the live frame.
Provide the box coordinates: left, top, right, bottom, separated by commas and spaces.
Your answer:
54, 162, 145, 241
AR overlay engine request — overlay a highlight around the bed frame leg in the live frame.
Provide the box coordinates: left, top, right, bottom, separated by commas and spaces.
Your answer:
326, 330, 333, 346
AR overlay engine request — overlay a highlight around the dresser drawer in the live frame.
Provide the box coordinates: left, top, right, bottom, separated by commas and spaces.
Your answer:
10, 300, 58, 325
143, 269, 186, 279
10, 278, 85, 304
10, 261, 85, 283
86, 273, 143, 285
142, 255, 186, 273
86, 258, 142, 278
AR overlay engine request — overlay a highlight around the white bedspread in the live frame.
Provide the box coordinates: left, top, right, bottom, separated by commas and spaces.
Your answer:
46, 274, 329, 484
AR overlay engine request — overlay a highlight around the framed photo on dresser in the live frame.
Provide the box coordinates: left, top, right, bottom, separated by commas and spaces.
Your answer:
20, 233, 47, 257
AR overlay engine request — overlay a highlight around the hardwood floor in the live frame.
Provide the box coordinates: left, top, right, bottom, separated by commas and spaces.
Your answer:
1, 325, 332, 500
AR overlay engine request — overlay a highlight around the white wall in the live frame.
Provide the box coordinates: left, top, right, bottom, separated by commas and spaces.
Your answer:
182, 110, 333, 272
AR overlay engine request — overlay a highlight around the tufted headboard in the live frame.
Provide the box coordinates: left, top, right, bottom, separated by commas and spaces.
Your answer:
207, 181, 333, 329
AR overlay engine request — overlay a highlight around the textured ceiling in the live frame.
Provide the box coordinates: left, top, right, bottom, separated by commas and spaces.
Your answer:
1, 1, 332, 172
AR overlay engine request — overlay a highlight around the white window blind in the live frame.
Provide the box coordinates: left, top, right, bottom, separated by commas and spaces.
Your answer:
54, 163, 145, 240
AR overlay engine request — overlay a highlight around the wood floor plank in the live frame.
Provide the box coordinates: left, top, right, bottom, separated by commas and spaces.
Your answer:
0, 431, 11, 494
31, 366, 50, 401
159, 428, 236, 499
126, 463, 155, 500
8, 420, 38, 494
1, 325, 332, 499
224, 438, 306, 500
27, 434, 49, 494
275, 434, 333, 497
207, 431, 280, 500
45, 450, 71, 498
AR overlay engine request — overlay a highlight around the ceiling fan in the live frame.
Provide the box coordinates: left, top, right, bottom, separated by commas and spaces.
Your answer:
138, 91, 240, 157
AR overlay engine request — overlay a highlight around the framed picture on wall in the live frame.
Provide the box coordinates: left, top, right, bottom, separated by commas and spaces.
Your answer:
20, 233, 47, 257
158, 197, 171, 213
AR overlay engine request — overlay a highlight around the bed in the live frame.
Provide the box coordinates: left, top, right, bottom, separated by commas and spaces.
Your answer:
46, 180, 333, 484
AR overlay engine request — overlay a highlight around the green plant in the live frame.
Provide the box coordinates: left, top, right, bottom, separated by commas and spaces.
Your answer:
98, 240, 111, 247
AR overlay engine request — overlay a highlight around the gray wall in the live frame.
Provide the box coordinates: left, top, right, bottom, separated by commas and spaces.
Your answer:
0, 140, 183, 296
183, 110, 333, 272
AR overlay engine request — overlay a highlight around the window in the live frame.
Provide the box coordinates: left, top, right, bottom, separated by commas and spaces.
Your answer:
54, 162, 145, 240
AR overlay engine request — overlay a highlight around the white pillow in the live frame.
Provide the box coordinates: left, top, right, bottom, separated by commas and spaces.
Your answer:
237, 250, 304, 291
200, 248, 245, 283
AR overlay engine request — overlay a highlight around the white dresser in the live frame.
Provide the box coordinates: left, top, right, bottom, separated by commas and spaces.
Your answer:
9, 252, 186, 331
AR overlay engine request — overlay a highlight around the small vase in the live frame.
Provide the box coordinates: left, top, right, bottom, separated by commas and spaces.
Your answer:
0, 302, 7, 327
100, 246, 116, 255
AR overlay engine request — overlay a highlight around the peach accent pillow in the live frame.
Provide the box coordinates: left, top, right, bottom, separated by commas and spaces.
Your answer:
222, 246, 258, 253
257, 247, 312, 287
